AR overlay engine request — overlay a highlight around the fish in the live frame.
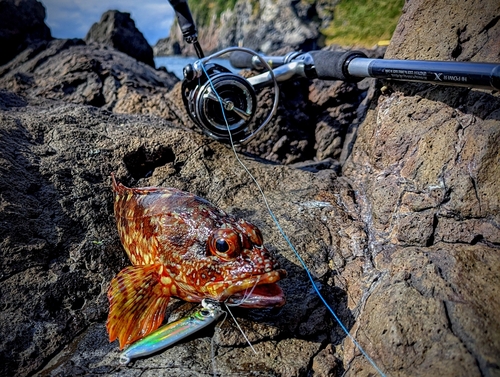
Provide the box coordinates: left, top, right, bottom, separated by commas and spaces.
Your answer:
107, 174, 286, 349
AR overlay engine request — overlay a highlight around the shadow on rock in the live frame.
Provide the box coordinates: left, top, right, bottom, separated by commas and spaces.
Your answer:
0, 96, 103, 376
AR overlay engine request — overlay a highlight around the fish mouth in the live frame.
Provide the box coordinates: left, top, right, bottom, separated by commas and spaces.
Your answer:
221, 269, 287, 308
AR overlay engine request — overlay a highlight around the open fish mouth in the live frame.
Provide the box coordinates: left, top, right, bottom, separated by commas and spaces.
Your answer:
220, 269, 287, 308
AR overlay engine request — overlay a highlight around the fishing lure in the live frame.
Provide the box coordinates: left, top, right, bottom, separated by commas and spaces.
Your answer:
119, 299, 224, 365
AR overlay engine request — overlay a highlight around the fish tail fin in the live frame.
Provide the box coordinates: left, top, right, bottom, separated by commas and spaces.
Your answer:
106, 264, 170, 349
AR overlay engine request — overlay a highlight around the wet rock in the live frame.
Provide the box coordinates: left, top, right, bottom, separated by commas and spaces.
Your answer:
0, 0, 52, 65
85, 10, 155, 67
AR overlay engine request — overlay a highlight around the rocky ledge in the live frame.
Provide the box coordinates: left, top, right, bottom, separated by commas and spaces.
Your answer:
0, 0, 499, 376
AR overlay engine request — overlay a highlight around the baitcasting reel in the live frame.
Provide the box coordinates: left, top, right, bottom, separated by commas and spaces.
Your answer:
180, 47, 279, 143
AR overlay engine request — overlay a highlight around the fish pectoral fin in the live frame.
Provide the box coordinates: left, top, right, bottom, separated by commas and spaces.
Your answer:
106, 264, 170, 349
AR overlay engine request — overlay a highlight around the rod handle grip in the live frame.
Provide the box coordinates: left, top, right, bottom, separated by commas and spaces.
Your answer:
309, 50, 368, 81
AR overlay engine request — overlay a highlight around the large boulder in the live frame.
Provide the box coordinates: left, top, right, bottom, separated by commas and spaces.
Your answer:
85, 10, 155, 67
341, 0, 500, 375
0, 0, 52, 65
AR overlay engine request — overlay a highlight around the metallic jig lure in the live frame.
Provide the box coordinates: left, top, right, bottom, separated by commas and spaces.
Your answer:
119, 299, 224, 365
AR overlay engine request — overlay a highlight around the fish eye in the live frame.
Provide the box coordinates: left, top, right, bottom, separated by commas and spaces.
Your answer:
216, 239, 229, 253
209, 228, 241, 260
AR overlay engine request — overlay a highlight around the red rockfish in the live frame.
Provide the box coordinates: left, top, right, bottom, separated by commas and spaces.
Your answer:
107, 174, 286, 348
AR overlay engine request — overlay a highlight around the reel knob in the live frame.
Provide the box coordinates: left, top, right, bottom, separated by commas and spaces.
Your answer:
182, 63, 196, 81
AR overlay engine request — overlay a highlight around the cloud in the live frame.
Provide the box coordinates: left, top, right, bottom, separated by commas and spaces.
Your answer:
40, 0, 175, 45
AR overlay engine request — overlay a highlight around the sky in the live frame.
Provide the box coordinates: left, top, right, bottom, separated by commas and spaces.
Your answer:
40, 0, 176, 46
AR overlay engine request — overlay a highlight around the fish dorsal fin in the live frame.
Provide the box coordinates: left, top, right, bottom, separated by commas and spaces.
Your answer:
106, 264, 170, 349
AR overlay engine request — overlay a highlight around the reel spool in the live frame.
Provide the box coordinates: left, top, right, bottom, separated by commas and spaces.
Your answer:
181, 47, 279, 143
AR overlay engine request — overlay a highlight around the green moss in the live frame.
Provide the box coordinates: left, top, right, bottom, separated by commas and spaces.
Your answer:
322, 0, 405, 47
188, 0, 239, 26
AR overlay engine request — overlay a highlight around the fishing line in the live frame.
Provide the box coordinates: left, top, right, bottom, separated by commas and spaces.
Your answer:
211, 310, 227, 377
210, 305, 258, 377
224, 303, 257, 355
200, 63, 387, 377
211, 280, 261, 375
226, 276, 261, 307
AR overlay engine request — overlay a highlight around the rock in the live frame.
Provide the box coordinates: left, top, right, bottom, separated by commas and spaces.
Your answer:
312, 343, 339, 377
341, 0, 500, 375
155, 0, 334, 57
0, 0, 52, 65
85, 10, 155, 67
153, 37, 182, 56
386, 0, 500, 62
221, 0, 323, 54
0, 38, 178, 110
342, 244, 500, 377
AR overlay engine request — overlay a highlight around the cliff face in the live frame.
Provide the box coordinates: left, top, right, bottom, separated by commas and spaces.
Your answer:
154, 0, 338, 56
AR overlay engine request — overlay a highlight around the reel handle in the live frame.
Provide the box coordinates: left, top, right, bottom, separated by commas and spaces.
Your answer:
229, 51, 301, 70
168, 0, 204, 57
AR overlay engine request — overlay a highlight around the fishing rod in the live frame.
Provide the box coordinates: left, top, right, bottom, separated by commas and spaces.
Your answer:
167, 0, 499, 143
230, 49, 500, 90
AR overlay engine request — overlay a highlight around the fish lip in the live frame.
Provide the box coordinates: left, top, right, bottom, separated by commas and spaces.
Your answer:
218, 269, 287, 307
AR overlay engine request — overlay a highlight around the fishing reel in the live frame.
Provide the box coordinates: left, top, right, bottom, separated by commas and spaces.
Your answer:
180, 47, 279, 143
167, 0, 278, 143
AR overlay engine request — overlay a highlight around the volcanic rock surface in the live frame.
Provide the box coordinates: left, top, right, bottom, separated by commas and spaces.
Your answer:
85, 10, 155, 67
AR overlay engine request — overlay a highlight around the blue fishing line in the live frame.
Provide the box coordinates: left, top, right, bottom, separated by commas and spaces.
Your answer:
200, 63, 387, 377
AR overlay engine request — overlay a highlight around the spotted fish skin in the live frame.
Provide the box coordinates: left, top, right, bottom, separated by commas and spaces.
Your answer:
107, 174, 286, 348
